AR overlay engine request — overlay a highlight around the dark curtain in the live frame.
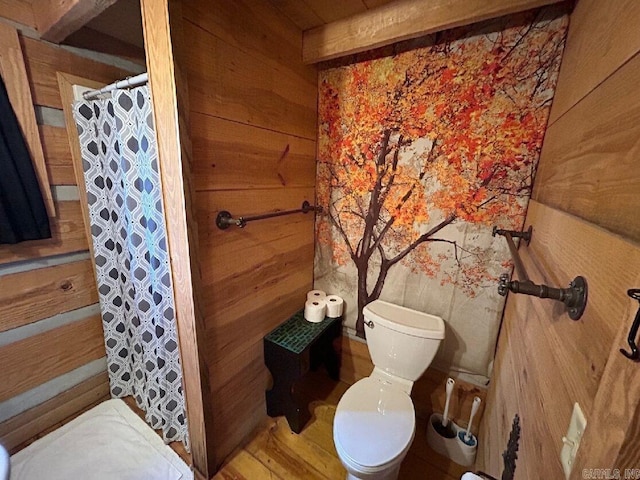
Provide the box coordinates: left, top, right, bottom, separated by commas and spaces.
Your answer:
0, 74, 50, 244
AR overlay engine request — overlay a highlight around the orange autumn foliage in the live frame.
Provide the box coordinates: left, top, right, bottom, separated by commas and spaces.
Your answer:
316, 11, 568, 337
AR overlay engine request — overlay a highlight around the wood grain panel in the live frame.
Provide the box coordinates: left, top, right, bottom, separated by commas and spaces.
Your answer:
196, 187, 315, 281
183, 21, 316, 141
576, 280, 640, 471
199, 217, 314, 285
0, 22, 55, 215
0, 1, 36, 28
265, 0, 397, 31
141, 0, 216, 476
182, 0, 316, 85
303, 0, 565, 63
302, 0, 368, 24
206, 281, 311, 369
182, 0, 318, 468
21, 36, 132, 109
191, 114, 316, 192
0, 200, 88, 264
362, 0, 395, 8
548, 0, 640, 124
0, 314, 105, 402
265, 0, 324, 30
478, 201, 640, 477
40, 124, 75, 185
533, 49, 640, 244
0, 259, 98, 333
477, 321, 520, 475
522, 202, 640, 399
56, 72, 110, 285
479, 0, 640, 471
211, 350, 269, 467
0, 372, 109, 452
506, 317, 565, 479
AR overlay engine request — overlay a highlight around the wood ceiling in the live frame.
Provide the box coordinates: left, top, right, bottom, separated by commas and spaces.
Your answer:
11, 0, 569, 66
265, 0, 396, 30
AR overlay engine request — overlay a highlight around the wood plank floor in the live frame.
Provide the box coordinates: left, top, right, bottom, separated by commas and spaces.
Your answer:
214, 372, 468, 479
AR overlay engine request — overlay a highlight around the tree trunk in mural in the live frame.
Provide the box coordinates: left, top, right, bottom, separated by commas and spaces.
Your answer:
345, 132, 459, 336
316, 9, 569, 338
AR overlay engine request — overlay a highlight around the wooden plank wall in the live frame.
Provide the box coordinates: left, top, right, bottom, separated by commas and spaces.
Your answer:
0, 6, 140, 452
140, 1, 216, 477
477, 0, 640, 477
173, 0, 318, 467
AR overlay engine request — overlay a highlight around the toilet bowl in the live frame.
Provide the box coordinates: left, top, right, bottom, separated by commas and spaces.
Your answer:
334, 374, 415, 480
333, 300, 445, 480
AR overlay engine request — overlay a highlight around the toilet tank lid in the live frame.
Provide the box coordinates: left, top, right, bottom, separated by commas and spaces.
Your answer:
363, 300, 445, 339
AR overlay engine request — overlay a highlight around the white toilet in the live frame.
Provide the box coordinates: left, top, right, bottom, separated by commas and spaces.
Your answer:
333, 300, 445, 480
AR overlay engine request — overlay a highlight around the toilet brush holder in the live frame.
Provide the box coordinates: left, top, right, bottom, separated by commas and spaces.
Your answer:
427, 413, 478, 467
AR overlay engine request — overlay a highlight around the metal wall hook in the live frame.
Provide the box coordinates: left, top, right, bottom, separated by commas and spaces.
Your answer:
620, 289, 640, 362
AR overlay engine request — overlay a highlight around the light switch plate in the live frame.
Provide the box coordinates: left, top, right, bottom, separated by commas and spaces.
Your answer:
561, 402, 587, 479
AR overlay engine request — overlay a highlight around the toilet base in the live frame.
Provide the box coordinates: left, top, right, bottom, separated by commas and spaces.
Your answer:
344, 464, 400, 480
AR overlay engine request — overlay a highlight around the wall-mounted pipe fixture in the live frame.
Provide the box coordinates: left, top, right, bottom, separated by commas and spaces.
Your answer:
620, 289, 640, 362
493, 226, 588, 320
216, 200, 322, 230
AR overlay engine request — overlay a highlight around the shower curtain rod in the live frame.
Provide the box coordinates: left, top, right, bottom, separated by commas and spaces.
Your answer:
83, 72, 148, 100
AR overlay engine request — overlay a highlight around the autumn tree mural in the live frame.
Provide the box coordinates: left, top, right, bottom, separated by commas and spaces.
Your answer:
316, 10, 568, 339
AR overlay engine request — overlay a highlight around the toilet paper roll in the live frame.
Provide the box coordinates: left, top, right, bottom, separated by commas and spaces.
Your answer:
304, 299, 326, 323
307, 290, 326, 301
325, 295, 344, 318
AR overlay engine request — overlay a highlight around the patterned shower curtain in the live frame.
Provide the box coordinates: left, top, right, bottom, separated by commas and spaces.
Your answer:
73, 85, 189, 447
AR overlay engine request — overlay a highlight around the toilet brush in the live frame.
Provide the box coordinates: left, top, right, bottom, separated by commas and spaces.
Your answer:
433, 377, 456, 438
458, 396, 482, 446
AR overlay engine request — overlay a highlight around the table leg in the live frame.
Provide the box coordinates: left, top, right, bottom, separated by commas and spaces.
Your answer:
265, 347, 311, 433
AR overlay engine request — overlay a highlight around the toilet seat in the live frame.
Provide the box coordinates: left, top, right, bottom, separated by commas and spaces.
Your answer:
334, 377, 415, 469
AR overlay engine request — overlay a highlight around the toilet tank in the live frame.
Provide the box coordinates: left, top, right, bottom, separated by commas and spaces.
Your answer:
363, 300, 445, 382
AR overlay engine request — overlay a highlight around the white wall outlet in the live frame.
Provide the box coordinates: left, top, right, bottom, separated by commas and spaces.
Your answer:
561, 402, 587, 479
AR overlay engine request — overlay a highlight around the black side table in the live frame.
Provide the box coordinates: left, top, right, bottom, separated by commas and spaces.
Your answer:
264, 310, 341, 433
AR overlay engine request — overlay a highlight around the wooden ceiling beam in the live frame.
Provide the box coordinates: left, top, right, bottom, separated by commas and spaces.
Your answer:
303, 0, 567, 64
35, 0, 118, 43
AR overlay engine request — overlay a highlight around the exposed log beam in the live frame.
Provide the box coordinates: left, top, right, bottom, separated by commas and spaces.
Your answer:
303, 0, 567, 64
35, 0, 118, 43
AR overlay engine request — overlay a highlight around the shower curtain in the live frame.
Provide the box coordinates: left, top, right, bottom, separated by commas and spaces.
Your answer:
72, 85, 189, 447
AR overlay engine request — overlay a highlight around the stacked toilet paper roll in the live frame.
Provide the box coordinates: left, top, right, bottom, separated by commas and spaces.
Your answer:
304, 290, 344, 322
307, 290, 326, 301
304, 298, 326, 323
325, 295, 344, 318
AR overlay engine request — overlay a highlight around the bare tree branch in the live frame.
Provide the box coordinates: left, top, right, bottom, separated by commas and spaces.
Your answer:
328, 212, 356, 260
387, 214, 457, 268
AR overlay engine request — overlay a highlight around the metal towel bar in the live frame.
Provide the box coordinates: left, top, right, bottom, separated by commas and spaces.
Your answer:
493, 226, 588, 320
216, 201, 322, 230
